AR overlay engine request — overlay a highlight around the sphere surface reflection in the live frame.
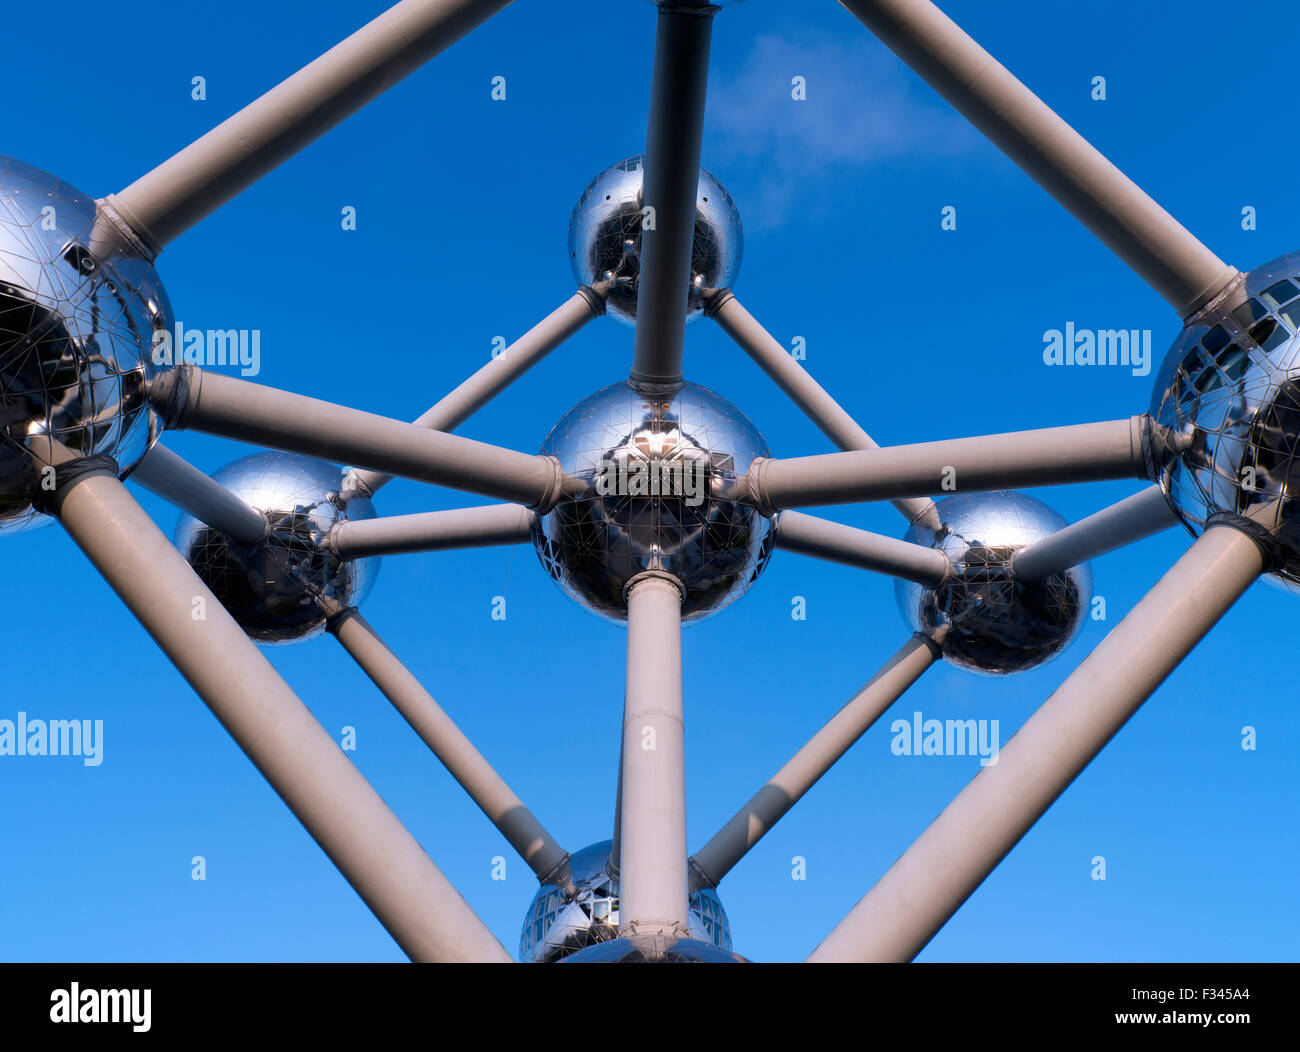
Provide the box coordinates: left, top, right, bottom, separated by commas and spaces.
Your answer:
568, 155, 742, 323
895, 491, 1091, 675
1148, 252, 1300, 592
561, 935, 747, 964
0, 156, 172, 536
518, 840, 731, 963
532, 381, 773, 622
175, 452, 379, 644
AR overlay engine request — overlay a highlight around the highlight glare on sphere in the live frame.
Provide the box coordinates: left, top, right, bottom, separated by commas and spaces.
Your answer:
532, 380, 774, 622
0, 155, 173, 537
1148, 251, 1300, 592
568, 155, 743, 323
175, 452, 379, 644
895, 492, 1091, 675
518, 840, 732, 963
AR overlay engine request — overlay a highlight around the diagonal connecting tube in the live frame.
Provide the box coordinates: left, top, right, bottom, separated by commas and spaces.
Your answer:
807, 521, 1267, 961
329, 608, 572, 890
708, 290, 939, 529
40, 462, 510, 961
837, 0, 1240, 319
97, 0, 516, 255
691, 631, 943, 890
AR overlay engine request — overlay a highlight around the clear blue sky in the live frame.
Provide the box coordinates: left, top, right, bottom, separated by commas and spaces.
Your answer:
1, 0, 1296, 963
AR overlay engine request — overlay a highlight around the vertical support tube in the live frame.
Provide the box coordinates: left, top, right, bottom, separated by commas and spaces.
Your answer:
618, 572, 689, 935
807, 522, 1266, 962
610, 722, 625, 877
48, 467, 510, 962
629, 2, 717, 387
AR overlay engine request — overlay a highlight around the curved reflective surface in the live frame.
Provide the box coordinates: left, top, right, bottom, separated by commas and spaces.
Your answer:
175, 452, 379, 644
895, 491, 1091, 675
533, 381, 774, 623
518, 840, 732, 963
0, 155, 172, 536
1148, 251, 1300, 592
568, 155, 743, 324
560, 935, 747, 964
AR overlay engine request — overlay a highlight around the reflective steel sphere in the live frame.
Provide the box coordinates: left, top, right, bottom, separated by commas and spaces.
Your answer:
1148, 252, 1300, 592
560, 935, 747, 964
895, 492, 1091, 675
519, 841, 732, 963
175, 452, 379, 644
568, 155, 742, 324
532, 381, 774, 622
0, 156, 172, 536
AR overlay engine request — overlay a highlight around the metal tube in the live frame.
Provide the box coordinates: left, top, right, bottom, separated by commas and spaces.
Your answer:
48, 468, 510, 962
691, 632, 941, 889
746, 416, 1149, 512
129, 442, 267, 545
709, 291, 938, 528
618, 572, 689, 936
807, 522, 1266, 962
102, 0, 514, 252
1012, 485, 1178, 580
329, 608, 570, 886
775, 510, 949, 587
837, 0, 1239, 318
154, 367, 563, 509
330, 503, 534, 559
347, 287, 605, 497
610, 722, 625, 878
629, 2, 717, 387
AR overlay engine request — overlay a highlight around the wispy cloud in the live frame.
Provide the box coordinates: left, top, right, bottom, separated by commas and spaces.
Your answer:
706, 32, 980, 227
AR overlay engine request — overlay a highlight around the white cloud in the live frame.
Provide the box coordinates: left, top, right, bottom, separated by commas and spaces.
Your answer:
706, 32, 980, 226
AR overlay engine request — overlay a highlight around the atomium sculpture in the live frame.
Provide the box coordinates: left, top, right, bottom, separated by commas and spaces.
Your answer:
3, 0, 1294, 964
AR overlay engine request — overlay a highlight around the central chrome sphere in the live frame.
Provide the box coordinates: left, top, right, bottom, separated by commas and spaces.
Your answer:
0, 155, 172, 537
175, 452, 379, 644
1148, 251, 1300, 592
895, 492, 1091, 675
518, 840, 731, 963
568, 155, 743, 323
560, 935, 747, 964
532, 381, 774, 623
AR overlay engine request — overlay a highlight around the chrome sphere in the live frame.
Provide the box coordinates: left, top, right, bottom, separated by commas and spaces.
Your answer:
895, 492, 1091, 675
532, 381, 774, 623
568, 155, 742, 323
560, 935, 747, 964
175, 452, 379, 644
519, 841, 732, 963
1148, 252, 1300, 592
0, 156, 172, 536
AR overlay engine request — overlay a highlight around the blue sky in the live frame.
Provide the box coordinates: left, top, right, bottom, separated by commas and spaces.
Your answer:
1, 0, 1297, 962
